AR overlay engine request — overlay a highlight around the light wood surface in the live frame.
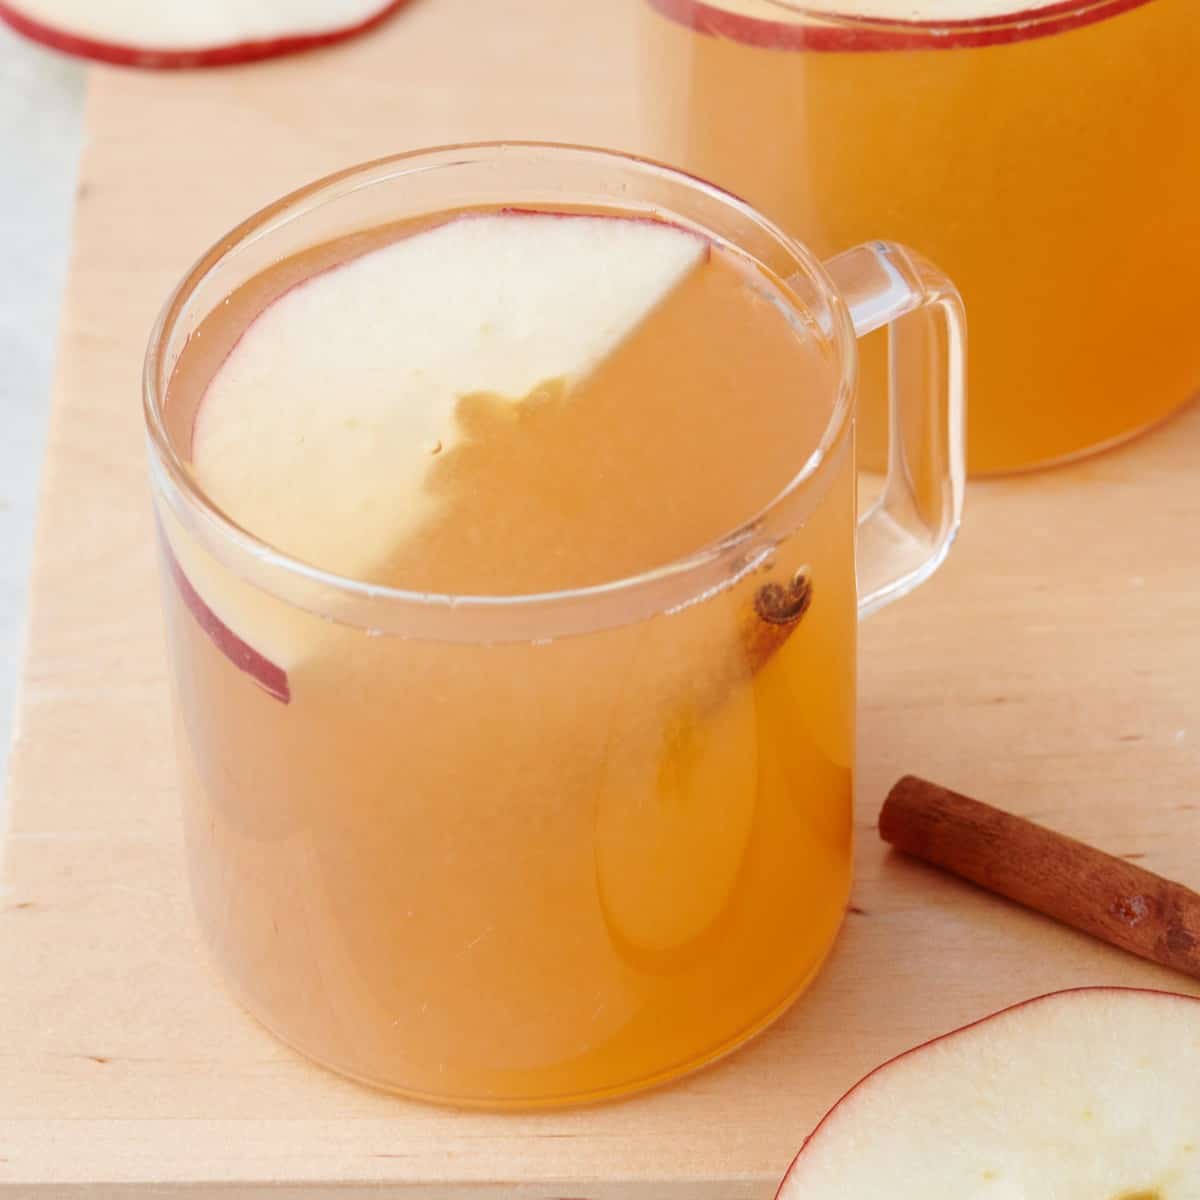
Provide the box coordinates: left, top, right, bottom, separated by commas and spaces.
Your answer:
2, 0, 1198, 1192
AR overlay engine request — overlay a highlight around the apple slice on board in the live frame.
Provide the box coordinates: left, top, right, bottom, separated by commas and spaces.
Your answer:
645, 0, 1155, 51
778, 987, 1200, 1199
0, 0, 408, 68
172, 211, 707, 693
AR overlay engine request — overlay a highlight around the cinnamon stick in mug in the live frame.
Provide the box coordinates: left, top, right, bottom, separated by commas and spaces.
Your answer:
880, 775, 1200, 982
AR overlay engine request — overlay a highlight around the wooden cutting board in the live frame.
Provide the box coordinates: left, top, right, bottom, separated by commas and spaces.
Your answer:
2, 0, 1198, 1192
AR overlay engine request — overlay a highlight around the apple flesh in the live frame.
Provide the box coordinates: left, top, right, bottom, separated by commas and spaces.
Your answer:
778, 987, 1200, 1199
0, 0, 407, 68
646, 0, 1155, 51
174, 210, 707, 695
596, 664, 758, 956
192, 211, 706, 588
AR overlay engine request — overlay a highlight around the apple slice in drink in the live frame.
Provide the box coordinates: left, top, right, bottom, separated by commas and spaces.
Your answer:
595, 571, 819, 957
777, 987, 1200, 1199
0, 0, 409, 68
596, 652, 760, 958
646, 0, 1153, 51
171, 211, 708, 695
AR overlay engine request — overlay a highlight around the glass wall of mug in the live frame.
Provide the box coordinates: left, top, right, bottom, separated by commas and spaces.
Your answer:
641, 0, 1200, 473
145, 144, 963, 1108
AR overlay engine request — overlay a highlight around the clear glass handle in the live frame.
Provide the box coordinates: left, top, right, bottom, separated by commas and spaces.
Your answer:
822, 242, 967, 618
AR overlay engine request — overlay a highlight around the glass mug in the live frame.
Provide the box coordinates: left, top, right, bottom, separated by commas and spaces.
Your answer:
144, 144, 964, 1108
641, 0, 1200, 474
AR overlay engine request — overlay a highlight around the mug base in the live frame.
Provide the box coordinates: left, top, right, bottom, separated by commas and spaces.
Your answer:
208, 916, 848, 1112
971, 389, 1199, 479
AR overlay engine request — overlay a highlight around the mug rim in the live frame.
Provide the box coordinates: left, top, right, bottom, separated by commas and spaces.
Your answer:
647, 0, 1155, 49
143, 141, 857, 632
768, 0, 1148, 30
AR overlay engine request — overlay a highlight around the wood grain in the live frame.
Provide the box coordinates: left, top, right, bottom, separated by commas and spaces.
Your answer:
1, 0, 1199, 1191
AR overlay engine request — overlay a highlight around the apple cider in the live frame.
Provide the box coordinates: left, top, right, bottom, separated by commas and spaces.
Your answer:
641, 0, 1200, 474
154, 203, 856, 1105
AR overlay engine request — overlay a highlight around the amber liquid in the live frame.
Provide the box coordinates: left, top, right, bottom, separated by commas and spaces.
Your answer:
643, 0, 1200, 474
158, 211, 856, 1106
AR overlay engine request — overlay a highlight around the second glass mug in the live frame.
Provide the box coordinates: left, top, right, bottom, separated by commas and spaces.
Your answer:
144, 144, 964, 1108
640, 0, 1200, 475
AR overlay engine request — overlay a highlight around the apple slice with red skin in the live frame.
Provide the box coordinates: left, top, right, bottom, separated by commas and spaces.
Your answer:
0, 0, 408, 69
777, 987, 1200, 1199
157, 525, 290, 704
166, 209, 708, 701
646, 0, 1156, 52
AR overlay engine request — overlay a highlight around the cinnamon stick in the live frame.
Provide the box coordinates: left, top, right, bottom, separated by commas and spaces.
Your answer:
742, 568, 813, 673
880, 775, 1200, 981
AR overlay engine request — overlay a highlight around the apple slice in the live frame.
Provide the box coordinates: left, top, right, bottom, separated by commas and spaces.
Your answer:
193, 211, 706, 592
646, 0, 1153, 51
176, 211, 706, 692
160, 522, 290, 704
594, 572, 819, 957
778, 987, 1200, 1199
596, 668, 759, 957
0, 0, 407, 69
